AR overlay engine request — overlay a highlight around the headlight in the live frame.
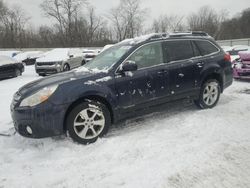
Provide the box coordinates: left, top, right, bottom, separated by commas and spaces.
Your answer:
20, 85, 58, 107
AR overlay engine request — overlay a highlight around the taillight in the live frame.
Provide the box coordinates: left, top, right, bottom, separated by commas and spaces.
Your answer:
224, 53, 231, 62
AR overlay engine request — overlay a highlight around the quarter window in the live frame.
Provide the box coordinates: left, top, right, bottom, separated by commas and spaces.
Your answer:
163, 40, 194, 62
194, 40, 219, 56
127, 42, 163, 69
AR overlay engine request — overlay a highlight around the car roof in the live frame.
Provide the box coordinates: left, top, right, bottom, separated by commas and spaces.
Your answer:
118, 32, 214, 47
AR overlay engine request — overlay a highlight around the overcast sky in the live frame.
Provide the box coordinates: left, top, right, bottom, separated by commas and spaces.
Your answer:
5, 0, 250, 28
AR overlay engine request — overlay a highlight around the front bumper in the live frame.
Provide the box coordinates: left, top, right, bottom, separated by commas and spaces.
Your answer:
11, 97, 69, 138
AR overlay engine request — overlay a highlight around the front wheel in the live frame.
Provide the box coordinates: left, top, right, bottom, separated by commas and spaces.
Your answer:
195, 79, 221, 109
63, 64, 70, 72
66, 100, 111, 144
14, 69, 21, 77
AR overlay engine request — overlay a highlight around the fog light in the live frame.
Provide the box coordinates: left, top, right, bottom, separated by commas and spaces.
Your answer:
26, 126, 33, 135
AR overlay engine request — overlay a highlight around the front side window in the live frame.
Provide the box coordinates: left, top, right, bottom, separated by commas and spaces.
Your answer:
194, 40, 219, 56
163, 40, 194, 62
127, 42, 164, 69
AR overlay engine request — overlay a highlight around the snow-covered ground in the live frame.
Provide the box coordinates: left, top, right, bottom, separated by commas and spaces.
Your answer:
0, 66, 250, 188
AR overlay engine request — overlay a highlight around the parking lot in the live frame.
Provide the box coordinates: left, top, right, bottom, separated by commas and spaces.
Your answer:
0, 66, 250, 188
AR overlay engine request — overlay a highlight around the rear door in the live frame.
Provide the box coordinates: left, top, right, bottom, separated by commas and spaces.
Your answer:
163, 40, 201, 96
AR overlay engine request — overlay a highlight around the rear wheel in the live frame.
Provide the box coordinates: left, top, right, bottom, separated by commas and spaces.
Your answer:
14, 69, 21, 77
195, 79, 221, 109
66, 100, 111, 144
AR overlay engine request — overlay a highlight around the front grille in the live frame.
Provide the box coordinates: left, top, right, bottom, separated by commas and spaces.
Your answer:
37, 69, 57, 74
37, 62, 55, 66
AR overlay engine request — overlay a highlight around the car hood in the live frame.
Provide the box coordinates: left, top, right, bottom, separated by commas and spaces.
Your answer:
36, 56, 68, 63
18, 69, 106, 96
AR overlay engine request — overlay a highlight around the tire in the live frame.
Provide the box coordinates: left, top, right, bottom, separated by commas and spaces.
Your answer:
14, 69, 21, 77
66, 100, 111, 144
194, 79, 221, 109
63, 63, 70, 72
81, 60, 86, 66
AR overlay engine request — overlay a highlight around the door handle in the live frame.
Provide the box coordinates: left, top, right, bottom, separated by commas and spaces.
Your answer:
157, 69, 168, 75
197, 62, 204, 68
178, 73, 184, 78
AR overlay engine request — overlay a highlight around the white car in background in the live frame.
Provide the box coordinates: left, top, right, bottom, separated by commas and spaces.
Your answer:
35, 48, 84, 76
82, 49, 100, 64
14, 51, 44, 65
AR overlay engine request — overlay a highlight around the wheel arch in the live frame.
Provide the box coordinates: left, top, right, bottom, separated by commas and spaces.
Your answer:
63, 95, 114, 132
63, 62, 70, 70
201, 72, 223, 93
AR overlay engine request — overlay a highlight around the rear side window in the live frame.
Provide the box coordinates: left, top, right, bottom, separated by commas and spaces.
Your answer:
163, 40, 194, 62
194, 40, 219, 56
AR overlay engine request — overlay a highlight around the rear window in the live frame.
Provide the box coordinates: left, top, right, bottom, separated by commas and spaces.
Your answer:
194, 40, 219, 56
163, 40, 194, 62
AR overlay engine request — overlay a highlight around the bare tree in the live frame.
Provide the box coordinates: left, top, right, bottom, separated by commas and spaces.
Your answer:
40, 0, 86, 46
86, 6, 101, 44
0, 4, 29, 48
152, 14, 185, 33
108, 0, 147, 41
187, 6, 227, 39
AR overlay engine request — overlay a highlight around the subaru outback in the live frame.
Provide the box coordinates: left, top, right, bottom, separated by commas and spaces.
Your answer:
11, 32, 233, 144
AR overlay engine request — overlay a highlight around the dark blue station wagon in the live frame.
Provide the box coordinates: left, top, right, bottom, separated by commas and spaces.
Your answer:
11, 32, 233, 144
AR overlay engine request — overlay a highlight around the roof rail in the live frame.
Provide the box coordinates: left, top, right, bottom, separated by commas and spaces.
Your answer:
169, 31, 209, 37
119, 33, 168, 45
118, 31, 210, 45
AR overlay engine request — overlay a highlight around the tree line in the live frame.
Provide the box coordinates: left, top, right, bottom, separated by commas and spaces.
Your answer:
0, 0, 249, 48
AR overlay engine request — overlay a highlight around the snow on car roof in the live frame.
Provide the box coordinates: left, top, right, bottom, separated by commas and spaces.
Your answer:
118, 33, 161, 45
0, 55, 17, 65
0, 51, 21, 57
14, 51, 44, 62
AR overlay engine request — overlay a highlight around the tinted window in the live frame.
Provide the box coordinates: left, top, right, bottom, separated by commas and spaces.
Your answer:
194, 40, 219, 56
128, 42, 163, 69
163, 40, 194, 62
191, 41, 201, 57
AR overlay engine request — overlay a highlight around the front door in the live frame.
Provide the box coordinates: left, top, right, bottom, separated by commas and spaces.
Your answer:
115, 41, 168, 110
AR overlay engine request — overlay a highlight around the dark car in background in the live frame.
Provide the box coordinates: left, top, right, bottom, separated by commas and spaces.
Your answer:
0, 56, 24, 80
11, 32, 233, 144
14, 51, 44, 65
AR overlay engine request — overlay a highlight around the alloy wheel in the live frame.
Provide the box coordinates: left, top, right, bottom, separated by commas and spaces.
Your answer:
202, 82, 219, 106
73, 107, 105, 139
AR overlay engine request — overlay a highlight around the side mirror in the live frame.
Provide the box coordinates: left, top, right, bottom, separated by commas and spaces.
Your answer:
119, 60, 138, 73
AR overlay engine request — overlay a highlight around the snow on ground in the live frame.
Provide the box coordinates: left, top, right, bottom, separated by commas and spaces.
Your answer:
0, 67, 250, 188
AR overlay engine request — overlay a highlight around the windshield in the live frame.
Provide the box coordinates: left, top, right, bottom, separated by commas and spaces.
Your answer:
84, 45, 132, 70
